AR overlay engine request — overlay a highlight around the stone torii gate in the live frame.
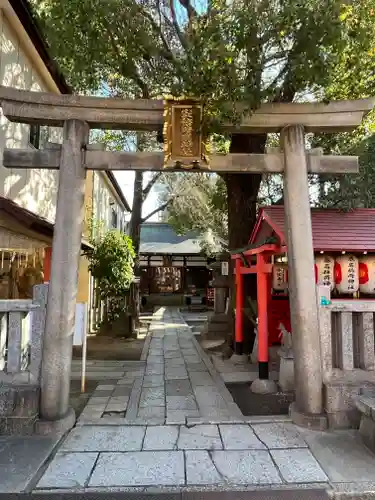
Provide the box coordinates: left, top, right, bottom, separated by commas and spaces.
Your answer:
0, 85, 372, 431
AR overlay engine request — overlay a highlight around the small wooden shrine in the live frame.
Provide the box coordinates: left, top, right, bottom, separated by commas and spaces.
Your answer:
231, 206, 375, 379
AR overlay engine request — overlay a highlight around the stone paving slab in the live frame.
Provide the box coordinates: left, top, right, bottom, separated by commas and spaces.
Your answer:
270, 449, 328, 484
177, 425, 222, 450
61, 426, 145, 452
143, 426, 179, 450
219, 424, 266, 450
0, 436, 60, 493
37, 452, 98, 489
185, 450, 224, 485
211, 450, 283, 485
252, 423, 308, 449
88, 451, 185, 487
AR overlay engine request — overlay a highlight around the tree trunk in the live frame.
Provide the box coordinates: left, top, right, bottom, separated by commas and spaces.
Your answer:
221, 133, 267, 354
128, 170, 143, 327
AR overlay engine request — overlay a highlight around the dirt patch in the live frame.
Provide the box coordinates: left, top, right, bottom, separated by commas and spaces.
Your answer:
227, 383, 294, 416
69, 379, 98, 417
73, 335, 145, 361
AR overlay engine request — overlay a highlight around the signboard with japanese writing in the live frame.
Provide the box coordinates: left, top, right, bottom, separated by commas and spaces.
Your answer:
335, 254, 359, 294
315, 255, 334, 290
221, 261, 229, 276
272, 263, 288, 291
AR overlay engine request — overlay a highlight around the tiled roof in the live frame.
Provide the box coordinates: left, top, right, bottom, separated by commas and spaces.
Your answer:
140, 223, 204, 254
251, 206, 375, 252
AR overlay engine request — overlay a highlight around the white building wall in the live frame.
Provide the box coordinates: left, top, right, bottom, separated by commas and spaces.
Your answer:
92, 171, 126, 237
0, 9, 61, 223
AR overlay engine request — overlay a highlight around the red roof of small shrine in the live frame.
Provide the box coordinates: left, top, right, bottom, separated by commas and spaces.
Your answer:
250, 206, 375, 252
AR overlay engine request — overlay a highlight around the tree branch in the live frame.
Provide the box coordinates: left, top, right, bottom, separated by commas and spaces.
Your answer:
178, 0, 198, 21
141, 198, 175, 223
100, 15, 150, 98
169, 0, 189, 51
142, 172, 163, 201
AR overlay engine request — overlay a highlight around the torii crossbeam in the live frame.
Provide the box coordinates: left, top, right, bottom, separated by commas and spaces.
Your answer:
0, 84, 372, 431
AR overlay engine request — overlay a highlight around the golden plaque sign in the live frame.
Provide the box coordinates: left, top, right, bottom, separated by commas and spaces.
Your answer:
163, 98, 209, 170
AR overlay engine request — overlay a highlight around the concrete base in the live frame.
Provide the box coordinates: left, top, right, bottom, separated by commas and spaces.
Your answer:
229, 353, 248, 365
35, 407, 76, 436
289, 402, 328, 431
251, 378, 278, 394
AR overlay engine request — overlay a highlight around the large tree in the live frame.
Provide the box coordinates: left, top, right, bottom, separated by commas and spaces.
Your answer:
310, 2, 375, 209
31, 0, 368, 251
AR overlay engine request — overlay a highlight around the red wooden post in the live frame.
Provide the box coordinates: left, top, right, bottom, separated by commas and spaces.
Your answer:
256, 253, 269, 379
235, 258, 244, 354
44, 246, 52, 283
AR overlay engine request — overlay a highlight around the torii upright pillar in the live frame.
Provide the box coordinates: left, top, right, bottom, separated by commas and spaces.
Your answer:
40, 120, 89, 426
282, 125, 325, 428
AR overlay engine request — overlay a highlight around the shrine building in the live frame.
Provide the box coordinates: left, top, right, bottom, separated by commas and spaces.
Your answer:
139, 222, 216, 307
231, 206, 375, 369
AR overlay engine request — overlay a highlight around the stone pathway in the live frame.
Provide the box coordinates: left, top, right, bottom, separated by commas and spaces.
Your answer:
33, 307, 375, 496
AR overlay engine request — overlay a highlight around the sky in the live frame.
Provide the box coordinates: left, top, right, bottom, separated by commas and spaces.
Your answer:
114, 171, 165, 221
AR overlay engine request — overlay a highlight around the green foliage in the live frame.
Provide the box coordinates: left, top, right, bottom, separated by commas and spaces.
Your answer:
160, 173, 228, 253
33, 0, 360, 121
32, 0, 375, 254
313, 127, 375, 210
85, 229, 135, 322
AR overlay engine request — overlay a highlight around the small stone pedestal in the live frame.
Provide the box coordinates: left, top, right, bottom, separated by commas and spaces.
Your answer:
278, 347, 295, 392
251, 378, 278, 394
229, 353, 248, 364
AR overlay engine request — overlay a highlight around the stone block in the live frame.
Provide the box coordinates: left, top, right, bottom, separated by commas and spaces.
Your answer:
251, 422, 308, 449
143, 425, 179, 450
143, 375, 164, 388
166, 379, 193, 397
279, 355, 295, 392
359, 414, 375, 454
138, 406, 165, 419
37, 452, 98, 489
177, 425, 222, 450
61, 425, 145, 452
166, 395, 198, 411
211, 450, 282, 484
189, 372, 215, 387
324, 383, 362, 413
185, 450, 224, 485
0, 384, 39, 418
166, 410, 199, 425
326, 409, 361, 429
88, 451, 185, 487
0, 435, 59, 492
270, 448, 328, 483
0, 416, 36, 435
355, 394, 375, 417
219, 424, 266, 450
165, 367, 188, 380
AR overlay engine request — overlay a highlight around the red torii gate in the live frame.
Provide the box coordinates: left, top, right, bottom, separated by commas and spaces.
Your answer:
231, 241, 287, 383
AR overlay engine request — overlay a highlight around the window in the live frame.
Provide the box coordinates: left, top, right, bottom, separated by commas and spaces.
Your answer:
29, 125, 49, 149
29, 124, 40, 149
111, 207, 118, 229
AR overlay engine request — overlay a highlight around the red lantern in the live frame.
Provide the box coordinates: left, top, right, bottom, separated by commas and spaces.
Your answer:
359, 257, 375, 294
